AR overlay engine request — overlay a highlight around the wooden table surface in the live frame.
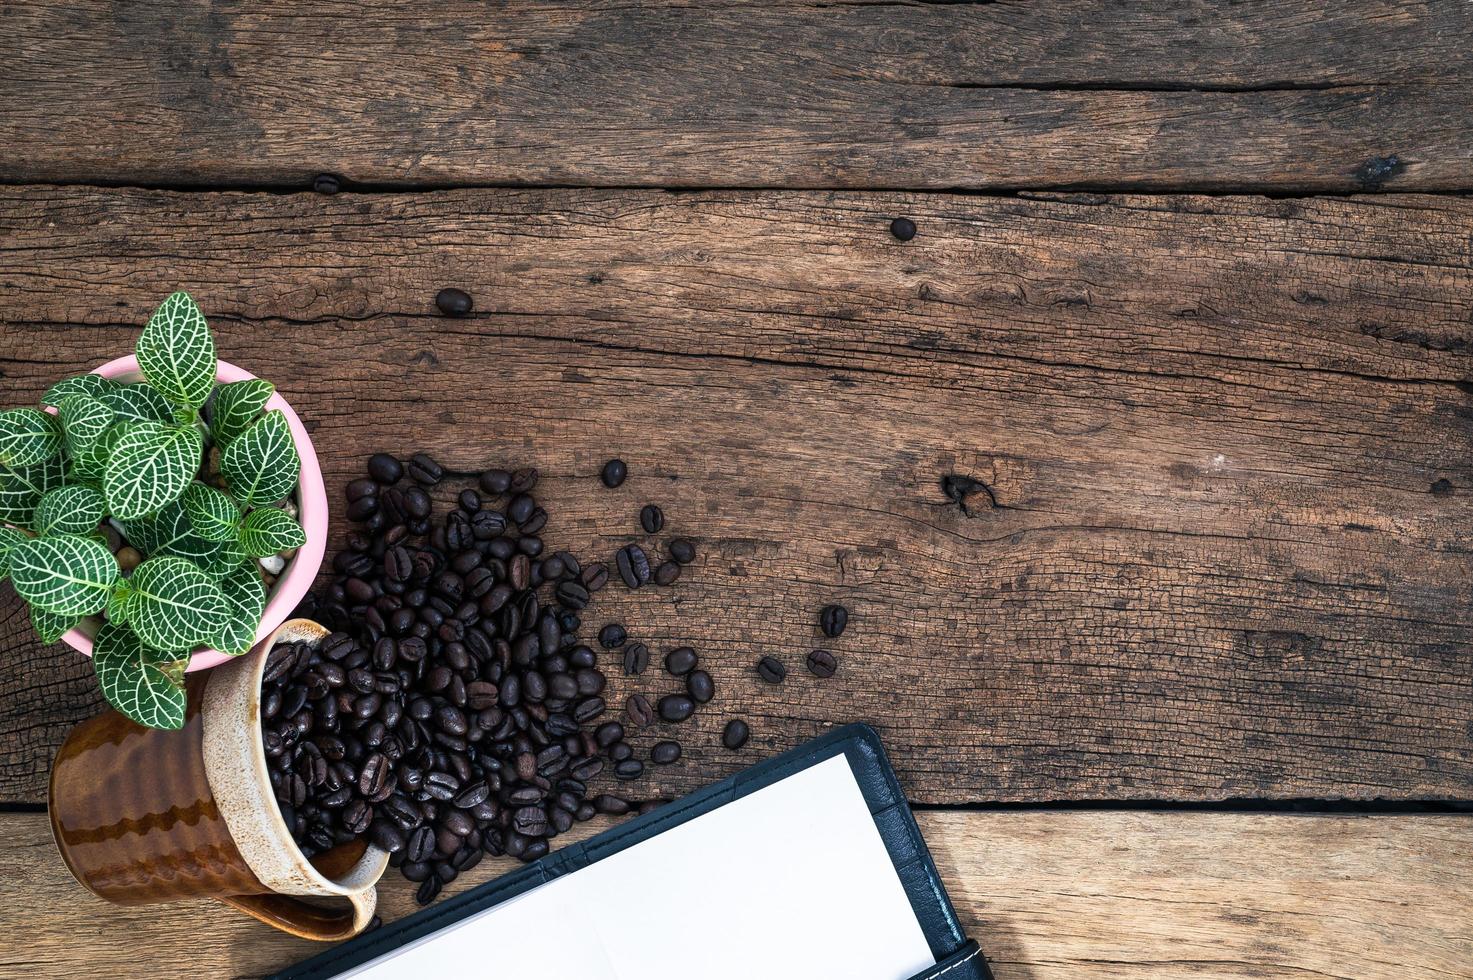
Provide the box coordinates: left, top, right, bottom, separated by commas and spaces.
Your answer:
1, 2, 1470, 977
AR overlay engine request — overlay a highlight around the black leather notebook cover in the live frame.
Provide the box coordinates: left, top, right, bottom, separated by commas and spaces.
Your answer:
271, 723, 991, 980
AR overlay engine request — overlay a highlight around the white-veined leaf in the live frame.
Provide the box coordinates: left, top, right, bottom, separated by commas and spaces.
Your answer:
0, 408, 63, 467
8, 533, 119, 615
42, 374, 119, 408
209, 379, 274, 447
103, 421, 203, 520
118, 499, 192, 558
136, 292, 217, 408
213, 561, 267, 655
220, 411, 299, 506
92, 622, 188, 730
68, 422, 125, 485
58, 394, 115, 453
33, 485, 105, 536
181, 483, 241, 542
0, 455, 66, 528
0, 525, 27, 580
106, 580, 133, 625
194, 537, 248, 579
238, 506, 305, 558
31, 604, 80, 644
125, 555, 231, 652
101, 383, 174, 424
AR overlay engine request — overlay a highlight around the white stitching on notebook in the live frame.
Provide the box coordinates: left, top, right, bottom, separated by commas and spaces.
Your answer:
915, 946, 981, 980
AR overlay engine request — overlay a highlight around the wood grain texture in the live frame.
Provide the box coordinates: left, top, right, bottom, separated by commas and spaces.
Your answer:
0, 810, 1468, 979
1, 1, 1471, 191
0, 186, 1471, 805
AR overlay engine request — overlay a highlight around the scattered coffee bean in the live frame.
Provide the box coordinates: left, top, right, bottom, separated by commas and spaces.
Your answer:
626, 694, 655, 728
598, 623, 627, 649
667, 538, 696, 564
407, 453, 444, 486
434, 288, 474, 317
657, 694, 695, 722
600, 458, 627, 488
622, 642, 650, 675
640, 504, 664, 534
807, 650, 838, 678
664, 646, 697, 676
367, 453, 403, 485
614, 759, 644, 780
819, 604, 848, 638
313, 173, 341, 195
686, 669, 714, 703
756, 656, 786, 684
655, 561, 681, 586
889, 217, 917, 242
722, 719, 751, 750
650, 741, 682, 764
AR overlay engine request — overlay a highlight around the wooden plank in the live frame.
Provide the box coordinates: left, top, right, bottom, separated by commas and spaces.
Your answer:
1, 809, 1468, 978
0, 2, 1470, 191
0, 186, 1471, 805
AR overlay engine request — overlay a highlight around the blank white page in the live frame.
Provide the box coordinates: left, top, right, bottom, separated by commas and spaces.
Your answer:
341, 753, 936, 980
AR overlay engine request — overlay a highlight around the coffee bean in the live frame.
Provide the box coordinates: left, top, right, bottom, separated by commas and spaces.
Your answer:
384, 546, 413, 582
614, 759, 644, 780
435, 288, 474, 317
416, 876, 442, 906
580, 563, 609, 592
367, 453, 403, 485
598, 623, 627, 649
664, 647, 697, 676
640, 504, 664, 534
346, 478, 379, 502
889, 217, 917, 241
600, 459, 627, 488
626, 694, 655, 728
556, 580, 590, 610
651, 741, 682, 764
655, 561, 681, 585
359, 753, 391, 797
657, 694, 695, 722
686, 670, 714, 703
368, 820, 405, 854
615, 544, 651, 589
594, 722, 624, 748
622, 642, 650, 675
722, 719, 750, 750
407, 453, 444, 486
405, 825, 435, 863
807, 650, 838, 678
819, 604, 848, 637
313, 173, 341, 194
756, 656, 786, 684
667, 538, 696, 564
594, 794, 630, 815
479, 468, 511, 494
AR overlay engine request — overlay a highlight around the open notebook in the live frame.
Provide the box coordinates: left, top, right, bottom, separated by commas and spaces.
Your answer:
272, 725, 990, 980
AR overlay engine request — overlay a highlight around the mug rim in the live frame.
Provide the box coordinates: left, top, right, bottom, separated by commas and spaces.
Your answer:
202, 618, 388, 901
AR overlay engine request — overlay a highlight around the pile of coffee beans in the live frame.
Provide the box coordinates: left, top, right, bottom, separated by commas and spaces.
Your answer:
268, 451, 850, 905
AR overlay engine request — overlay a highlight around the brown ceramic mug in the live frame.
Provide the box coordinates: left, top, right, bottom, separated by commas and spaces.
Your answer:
49, 619, 389, 940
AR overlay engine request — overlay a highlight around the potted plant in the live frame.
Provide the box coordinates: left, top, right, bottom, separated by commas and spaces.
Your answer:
0, 292, 327, 729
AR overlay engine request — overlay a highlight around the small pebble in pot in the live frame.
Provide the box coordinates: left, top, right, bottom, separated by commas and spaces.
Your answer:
722, 719, 750, 750
806, 649, 838, 678
600, 458, 627, 488
889, 217, 917, 242
639, 504, 663, 534
819, 604, 848, 638
434, 288, 474, 317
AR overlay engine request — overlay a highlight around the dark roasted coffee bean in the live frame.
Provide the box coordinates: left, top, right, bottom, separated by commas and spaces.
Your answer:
512, 806, 548, 837
651, 740, 682, 764
622, 642, 650, 675
655, 561, 680, 585
346, 477, 379, 502
686, 670, 714, 704
442, 808, 475, 837
594, 721, 624, 748
346, 496, 379, 521
807, 649, 838, 678
594, 794, 630, 815
639, 504, 664, 534
313, 173, 341, 195
368, 453, 404, 485
614, 759, 644, 780
625, 694, 654, 728
424, 771, 460, 801
435, 288, 473, 317
664, 647, 697, 676
368, 820, 405, 854
506, 493, 534, 525
573, 697, 605, 723
722, 718, 751, 750
479, 468, 512, 494
416, 876, 442, 906
555, 580, 590, 610
819, 604, 849, 638
401, 860, 431, 883
342, 799, 372, 835
668, 538, 696, 564
407, 453, 444, 486
600, 458, 627, 488
509, 467, 538, 493
580, 563, 608, 592
657, 694, 695, 723
457, 488, 481, 513
607, 741, 633, 762
889, 216, 917, 242
384, 545, 413, 582
756, 656, 786, 684
405, 825, 435, 863
358, 753, 391, 797
597, 623, 626, 649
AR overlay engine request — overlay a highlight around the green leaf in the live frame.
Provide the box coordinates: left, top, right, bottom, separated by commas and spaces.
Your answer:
92, 622, 187, 730
106, 580, 133, 626
238, 506, 306, 558
31, 604, 80, 644
118, 500, 193, 558
0, 408, 63, 467
213, 561, 267, 655
103, 421, 203, 520
68, 422, 124, 485
0, 525, 27, 580
58, 394, 115, 452
209, 379, 274, 447
194, 537, 248, 579
220, 411, 299, 506
33, 485, 106, 536
42, 374, 118, 408
8, 533, 119, 615
136, 292, 217, 408
125, 555, 232, 652
0, 455, 66, 528
101, 383, 174, 424
181, 483, 241, 542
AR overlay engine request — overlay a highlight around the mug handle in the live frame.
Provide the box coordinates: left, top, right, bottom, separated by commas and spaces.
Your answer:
219, 882, 377, 941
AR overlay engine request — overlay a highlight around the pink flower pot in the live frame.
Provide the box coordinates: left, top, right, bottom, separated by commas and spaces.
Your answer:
59, 356, 328, 672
